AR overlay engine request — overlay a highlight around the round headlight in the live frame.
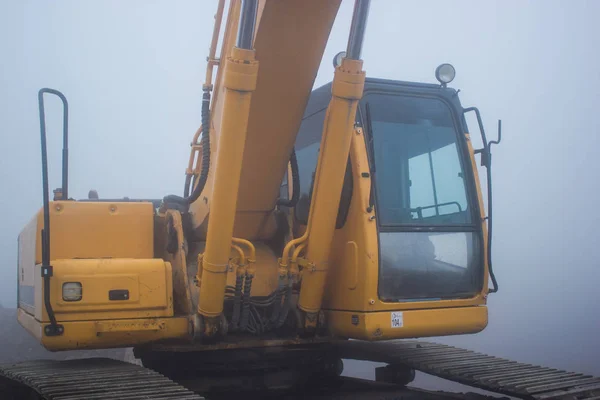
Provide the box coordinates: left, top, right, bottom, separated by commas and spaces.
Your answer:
435, 63, 456, 86
333, 51, 346, 68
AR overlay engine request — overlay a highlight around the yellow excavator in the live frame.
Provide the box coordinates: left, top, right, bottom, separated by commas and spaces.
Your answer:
4, 1, 599, 399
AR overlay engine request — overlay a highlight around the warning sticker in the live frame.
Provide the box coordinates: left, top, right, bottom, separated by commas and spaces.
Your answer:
391, 312, 403, 328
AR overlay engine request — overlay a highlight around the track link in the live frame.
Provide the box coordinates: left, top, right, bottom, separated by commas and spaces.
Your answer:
336, 340, 600, 400
0, 357, 204, 400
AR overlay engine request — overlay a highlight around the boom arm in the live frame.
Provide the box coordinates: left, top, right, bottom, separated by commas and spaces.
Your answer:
189, 0, 370, 335
188, 0, 342, 239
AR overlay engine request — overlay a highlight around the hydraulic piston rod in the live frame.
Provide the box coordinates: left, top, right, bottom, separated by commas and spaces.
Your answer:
196, 1, 259, 337
297, 0, 369, 329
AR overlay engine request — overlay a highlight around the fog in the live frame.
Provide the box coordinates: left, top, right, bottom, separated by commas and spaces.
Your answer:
1, 0, 598, 392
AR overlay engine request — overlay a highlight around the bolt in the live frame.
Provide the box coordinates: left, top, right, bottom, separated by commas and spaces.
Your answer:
110, 206, 116, 212
369, 299, 375, 305
55, 204, 62, 211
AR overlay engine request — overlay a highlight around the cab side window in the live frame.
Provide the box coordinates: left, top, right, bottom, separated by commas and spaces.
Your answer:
294, 108, 353, 228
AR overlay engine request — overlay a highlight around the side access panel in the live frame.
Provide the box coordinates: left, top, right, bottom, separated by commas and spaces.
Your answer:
18, 201, 155, 314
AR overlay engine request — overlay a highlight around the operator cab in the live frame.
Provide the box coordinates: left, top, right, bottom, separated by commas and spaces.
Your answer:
291, 68, 487, 304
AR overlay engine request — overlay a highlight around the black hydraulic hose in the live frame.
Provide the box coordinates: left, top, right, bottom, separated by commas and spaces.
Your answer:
276, 148, 299, 207
269, 277, 285, 326
183, 174, 192, 198
166, 89, 211, 206
240, 272, 253, 331
231, 273, 244, 330
276, 279, 293, 328
188, 89, 211, 203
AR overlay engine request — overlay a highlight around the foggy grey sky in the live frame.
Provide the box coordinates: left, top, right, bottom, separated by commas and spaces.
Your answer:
1, 0, 599, 384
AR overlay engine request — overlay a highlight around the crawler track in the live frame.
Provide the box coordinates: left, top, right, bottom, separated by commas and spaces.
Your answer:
0, 357, 203, 400
336, 340, 600, 400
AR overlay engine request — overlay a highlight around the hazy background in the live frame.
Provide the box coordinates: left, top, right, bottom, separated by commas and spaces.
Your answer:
1, 0, 599, 394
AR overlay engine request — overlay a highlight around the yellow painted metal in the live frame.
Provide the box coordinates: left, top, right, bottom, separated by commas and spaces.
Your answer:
198, 46, 259, 318
325, 306, 488, 341
232, 237, 256, 262
189, 0, 342, 241
322, 127, 375, 312
185, 126, 203, 185
13, 0, 496, 358
32, 258, 173, 322
321, 126, 489, 318
18, 308, 188, 351
298, 58, 366, 315
204, 0, 226, 90
19, 201, 154, 266
236, 0, 341, 213
164, 210, 193, 315
465, 133, 490, 294
231, 244, 246, 265
193, 241, 279, 299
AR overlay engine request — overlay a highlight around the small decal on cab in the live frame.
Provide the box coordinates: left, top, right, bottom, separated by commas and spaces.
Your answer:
391, 312, 403, 328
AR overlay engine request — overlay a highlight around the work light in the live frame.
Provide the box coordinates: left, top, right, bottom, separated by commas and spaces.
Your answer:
435, 63, 456, 86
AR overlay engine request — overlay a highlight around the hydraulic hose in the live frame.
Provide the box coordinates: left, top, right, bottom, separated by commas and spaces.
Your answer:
188, 89, 212, 203
165, 88, 211, 207
276, 278, 293, 328
183, 175, 192, 198
231, 269, 245, 330
240, 269, 254, 331
269, 272, 286, 326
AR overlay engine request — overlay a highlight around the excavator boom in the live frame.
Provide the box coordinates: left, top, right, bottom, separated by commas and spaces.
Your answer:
188, 0, 342, 240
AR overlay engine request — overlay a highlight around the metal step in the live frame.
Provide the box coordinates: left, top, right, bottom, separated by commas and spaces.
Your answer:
335, 340, 600, 400
0, 357, 204, 400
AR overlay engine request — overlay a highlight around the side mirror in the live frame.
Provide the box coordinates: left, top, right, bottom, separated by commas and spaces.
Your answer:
490, 119, 502, 148
474, 119, 502, 166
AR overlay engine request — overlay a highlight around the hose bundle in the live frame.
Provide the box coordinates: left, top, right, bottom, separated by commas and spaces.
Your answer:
163, 88, 211, 209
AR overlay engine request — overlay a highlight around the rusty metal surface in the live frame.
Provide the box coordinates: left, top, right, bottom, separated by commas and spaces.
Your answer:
335, 340, 600, 400
0, 357, 203, 399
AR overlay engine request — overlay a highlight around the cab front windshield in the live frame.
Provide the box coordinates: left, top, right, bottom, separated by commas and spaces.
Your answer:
366, 93, 483, 301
